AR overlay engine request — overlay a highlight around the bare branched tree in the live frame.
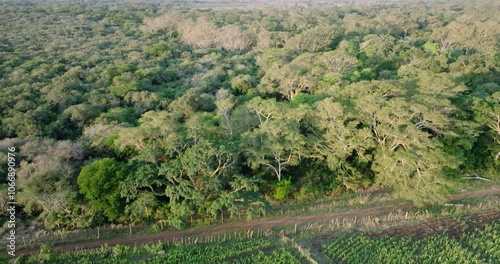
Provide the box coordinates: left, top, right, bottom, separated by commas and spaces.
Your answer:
140, 15, 177, 35
217, 25, 253, 51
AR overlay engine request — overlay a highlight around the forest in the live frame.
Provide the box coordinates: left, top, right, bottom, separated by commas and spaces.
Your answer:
0, 0, 498, 233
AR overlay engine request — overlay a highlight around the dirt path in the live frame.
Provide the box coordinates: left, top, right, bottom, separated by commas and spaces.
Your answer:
16, 186, 500, 256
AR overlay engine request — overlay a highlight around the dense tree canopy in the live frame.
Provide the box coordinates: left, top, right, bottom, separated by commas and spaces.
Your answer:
77, 158, 127, 221
0, 0, 498, 230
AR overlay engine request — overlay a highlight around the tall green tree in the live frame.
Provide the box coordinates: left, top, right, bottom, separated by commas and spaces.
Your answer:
241, 98, 308, 181
307, 98, 375, 190
258, 53, 322, 100
77, 158, 127, 221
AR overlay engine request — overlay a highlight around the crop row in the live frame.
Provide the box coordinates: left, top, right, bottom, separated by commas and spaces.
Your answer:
322, 222, 499, 264
18, 237, 290, 264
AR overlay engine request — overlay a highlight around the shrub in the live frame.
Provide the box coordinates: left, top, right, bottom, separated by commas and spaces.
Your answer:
272, 179, 295, 201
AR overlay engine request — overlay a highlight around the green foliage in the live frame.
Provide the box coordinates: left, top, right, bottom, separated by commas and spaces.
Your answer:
95, 107, 137, 125
290, 93, 327, 106
102, 64, 136, 82
20, 222, 498, 264
423, 41, 440, 55
347, 68, 376, 81
322, 222, 500, 264
112, 244, 131, 257
37, 244, 54, 262
125, 192, 157, 223
230, 74, 254, 95
1, 0, 499, 230
144, 43, 170, 57
460, 222, 500, 263
21, 237, 305, 264
272, 178, 295, 201
242, 98, 308, 181
294, 182, 326, 202
77, 158, 127, 221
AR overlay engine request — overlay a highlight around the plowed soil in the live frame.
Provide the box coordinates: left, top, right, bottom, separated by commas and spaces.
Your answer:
372, 210, 500, 239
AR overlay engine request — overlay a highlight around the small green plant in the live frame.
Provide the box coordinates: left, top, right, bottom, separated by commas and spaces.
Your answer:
143, 242, 164, 254
294, 182, 325, 202
38, 244, 54, 261
112, 244, 130, 256
273, 179, 295, 201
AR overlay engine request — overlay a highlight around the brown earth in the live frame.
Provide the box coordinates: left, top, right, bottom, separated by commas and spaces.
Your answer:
15, 185, 500, 257
372, 210, 500, 239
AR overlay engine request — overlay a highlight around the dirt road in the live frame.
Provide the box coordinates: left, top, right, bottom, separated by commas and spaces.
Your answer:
16, 186, 500, 256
